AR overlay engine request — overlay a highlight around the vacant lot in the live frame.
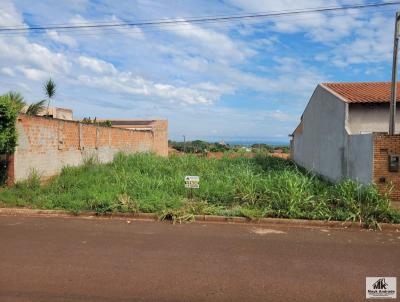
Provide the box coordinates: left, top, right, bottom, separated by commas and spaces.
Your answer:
0, 153, 399, 228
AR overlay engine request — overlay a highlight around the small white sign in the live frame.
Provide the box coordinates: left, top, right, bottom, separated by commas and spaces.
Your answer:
366, 277, 397, 299
185, 176, 199, 189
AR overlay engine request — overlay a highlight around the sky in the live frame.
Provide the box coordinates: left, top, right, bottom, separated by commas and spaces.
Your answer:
0, 0, 398, 142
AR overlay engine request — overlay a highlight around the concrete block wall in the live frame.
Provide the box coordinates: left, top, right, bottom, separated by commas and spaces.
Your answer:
373, 133, 400, 204
346, 134, 373, 185
8, 114, 168, 183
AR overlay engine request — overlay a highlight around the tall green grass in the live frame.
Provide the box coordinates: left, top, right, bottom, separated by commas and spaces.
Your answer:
0, 153, 399, 228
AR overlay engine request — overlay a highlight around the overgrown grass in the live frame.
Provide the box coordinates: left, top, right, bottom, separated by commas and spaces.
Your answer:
0, 153, 399, 228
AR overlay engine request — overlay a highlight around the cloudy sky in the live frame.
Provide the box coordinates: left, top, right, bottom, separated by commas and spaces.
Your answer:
0, 0, 398, 142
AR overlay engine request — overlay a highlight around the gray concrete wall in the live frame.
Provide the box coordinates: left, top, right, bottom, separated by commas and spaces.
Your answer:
348, 103, 400, 134
346, 134, 373, 184
292, 85, 348, 182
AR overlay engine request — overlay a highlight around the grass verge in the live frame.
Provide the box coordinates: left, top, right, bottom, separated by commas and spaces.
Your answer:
0, 153, 399, 229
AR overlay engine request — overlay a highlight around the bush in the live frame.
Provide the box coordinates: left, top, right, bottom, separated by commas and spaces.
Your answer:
0, 95, 19, 154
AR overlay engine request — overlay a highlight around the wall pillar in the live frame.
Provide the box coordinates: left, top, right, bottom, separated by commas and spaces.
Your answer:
373, 133, 400, 206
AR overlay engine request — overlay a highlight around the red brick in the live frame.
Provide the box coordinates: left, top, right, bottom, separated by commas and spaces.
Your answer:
373, 133, 400, 202
9, 114, 168, 183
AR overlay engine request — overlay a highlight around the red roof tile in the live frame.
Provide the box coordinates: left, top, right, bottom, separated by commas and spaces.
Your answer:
321, 82, 400, 104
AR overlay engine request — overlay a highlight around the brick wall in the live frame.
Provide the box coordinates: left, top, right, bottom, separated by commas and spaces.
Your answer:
8, 114, 168, 183
373, 133, 400, 204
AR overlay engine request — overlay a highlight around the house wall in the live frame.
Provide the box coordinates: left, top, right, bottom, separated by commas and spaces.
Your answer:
346, 134, 373, 184
53, 108, 73, 120
9, 114, 168, 182
373, 133, 400, 205
348, 103, 400, 134
292, 85, 348, 182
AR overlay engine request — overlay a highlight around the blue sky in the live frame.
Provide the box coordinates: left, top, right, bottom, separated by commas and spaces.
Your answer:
0, 0, 398, 142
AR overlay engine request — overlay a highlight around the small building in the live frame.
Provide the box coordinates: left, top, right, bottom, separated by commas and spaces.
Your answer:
291, 82, 400, 205
22, 106, 73, 120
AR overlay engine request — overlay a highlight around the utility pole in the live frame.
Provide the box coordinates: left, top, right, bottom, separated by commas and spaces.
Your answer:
389, 12, 400, 135
183, 135, 186, 153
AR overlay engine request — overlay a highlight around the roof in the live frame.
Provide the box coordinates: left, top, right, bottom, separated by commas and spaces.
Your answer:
109, 120, 155, 126
321, 82, 400, 104
95, 119, 157, 125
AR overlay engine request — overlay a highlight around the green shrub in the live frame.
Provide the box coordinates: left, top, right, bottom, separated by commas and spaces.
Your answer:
0, 94, 19, 154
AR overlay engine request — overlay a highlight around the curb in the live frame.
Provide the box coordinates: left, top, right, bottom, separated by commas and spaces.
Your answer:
0, 207, 399, 231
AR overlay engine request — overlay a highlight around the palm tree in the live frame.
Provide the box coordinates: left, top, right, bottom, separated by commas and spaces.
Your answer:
2, 91, 46, 116
44, 78, 56, 115
26, 100, 46, 115
6, 91, 25, 112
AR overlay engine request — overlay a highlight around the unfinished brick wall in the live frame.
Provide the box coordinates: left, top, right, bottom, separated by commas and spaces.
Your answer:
8, 114, 168, 183
373, 133, 400, 204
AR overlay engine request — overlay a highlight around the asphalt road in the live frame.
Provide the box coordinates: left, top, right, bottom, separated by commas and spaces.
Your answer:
0, 215, 399, 302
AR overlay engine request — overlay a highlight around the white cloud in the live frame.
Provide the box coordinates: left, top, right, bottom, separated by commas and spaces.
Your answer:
25, 43, 71, 73
1, 67, 15, 76
227, 0, 370, 45
69, 14, 90, 25
208, 56, 326, 97
0, 0, 26, 27
47, 30, 77, 47
171, 19, 256, 64
17, 66, 48, 81
253, 36, 279, 48
78, 56, 117, 74
77, 72, 225, 105
228, 0, 333, 12
0, 1, 70, 80
228, 0, 393, 66
267, 110, 297, 122
179, 57, 209, 72
315, 14, 393, 66
109, 15, 145, 40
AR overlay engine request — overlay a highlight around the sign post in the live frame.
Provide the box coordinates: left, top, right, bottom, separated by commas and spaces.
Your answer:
185, 176, 199, 199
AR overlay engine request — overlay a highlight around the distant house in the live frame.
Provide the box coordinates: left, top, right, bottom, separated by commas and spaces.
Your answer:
22, 106, 73, 120
291, 82, 400, 205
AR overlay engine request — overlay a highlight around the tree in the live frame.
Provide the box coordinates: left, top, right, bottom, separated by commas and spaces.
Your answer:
2, 91, 48, 116
0, 94, 19, 154
26, 100, 46, 115
6, 91, 25, 112
44, 78, 56, 115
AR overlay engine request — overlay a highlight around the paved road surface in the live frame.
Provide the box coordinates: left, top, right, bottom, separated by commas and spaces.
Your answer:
0, 215, 399, 302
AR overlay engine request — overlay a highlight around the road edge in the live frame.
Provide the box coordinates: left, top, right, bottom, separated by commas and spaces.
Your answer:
0, 207, 399, 231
